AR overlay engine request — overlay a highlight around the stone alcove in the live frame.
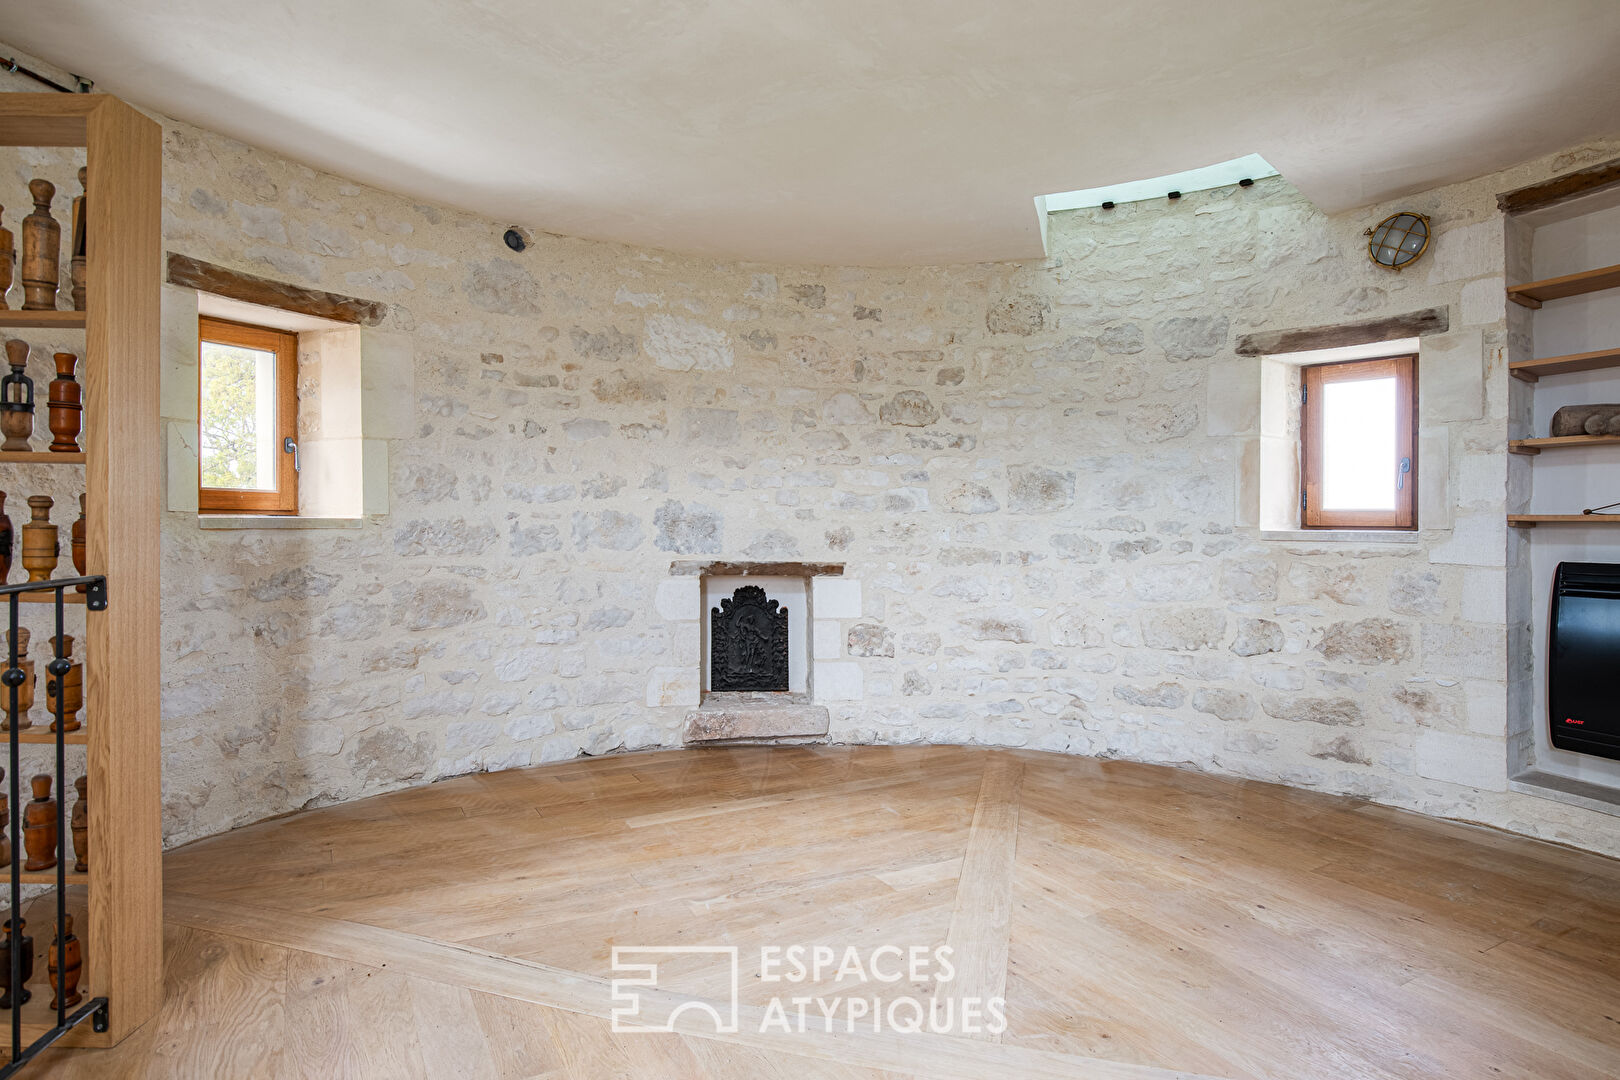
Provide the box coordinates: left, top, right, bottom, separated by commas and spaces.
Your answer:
651, 561, 862, 743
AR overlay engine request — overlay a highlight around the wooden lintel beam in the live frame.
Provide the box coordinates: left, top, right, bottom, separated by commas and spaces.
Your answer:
1234, 307, 1449, 357
165, 252, 387, 326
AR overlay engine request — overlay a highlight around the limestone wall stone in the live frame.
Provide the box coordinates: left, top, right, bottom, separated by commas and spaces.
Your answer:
3, 58, 1617, 855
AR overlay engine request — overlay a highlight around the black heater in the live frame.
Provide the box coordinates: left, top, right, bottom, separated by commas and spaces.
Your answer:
1549, 562, 1620, 761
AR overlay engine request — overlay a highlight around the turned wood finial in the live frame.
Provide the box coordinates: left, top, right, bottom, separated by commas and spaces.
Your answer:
29, 774, 50, 801
27, 494, 52, 519
28, 179, 53, 211
77, 167, 86, 191
4, 340, 25, 369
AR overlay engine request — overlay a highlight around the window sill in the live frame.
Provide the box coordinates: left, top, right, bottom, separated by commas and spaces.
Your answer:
197, 515, 362, 530
1259, 529, 1419, 545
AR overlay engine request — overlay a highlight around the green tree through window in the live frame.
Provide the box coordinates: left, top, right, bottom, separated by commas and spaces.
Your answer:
199, 341, 270, 489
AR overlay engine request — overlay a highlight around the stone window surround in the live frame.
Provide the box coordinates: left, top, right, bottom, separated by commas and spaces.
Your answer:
162, 263, 413, 528
650, 561, 863, 743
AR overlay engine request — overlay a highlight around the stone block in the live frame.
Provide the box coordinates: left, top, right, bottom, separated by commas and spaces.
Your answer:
814, 661, 864, 701
1421, 623, 1504, 681
1429, 514, 1505, 567
683, 703, 829, 742
1459, 275, 1504, 326
1460, 568, 1506, 625
813, 577, 862, 619
813, 619, 843, 659
1206, 359, 1260, 436
646, 666, 701, 708
655, 578, 700, 621
1419, 330, 1483, 423
1415, 730, 1507, 791
167, 420, 200, 514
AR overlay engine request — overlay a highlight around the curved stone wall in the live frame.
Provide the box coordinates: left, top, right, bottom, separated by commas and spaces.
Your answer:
4, 64, 1617, 856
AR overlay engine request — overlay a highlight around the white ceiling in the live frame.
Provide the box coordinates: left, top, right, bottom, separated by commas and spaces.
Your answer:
7, 1, 1620, 266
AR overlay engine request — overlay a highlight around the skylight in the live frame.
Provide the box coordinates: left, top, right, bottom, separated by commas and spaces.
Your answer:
1040, 153, 1278, 212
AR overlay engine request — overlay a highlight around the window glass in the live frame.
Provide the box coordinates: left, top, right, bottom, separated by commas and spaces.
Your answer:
1320, 376, 1396, 511
199, 338, 280, 491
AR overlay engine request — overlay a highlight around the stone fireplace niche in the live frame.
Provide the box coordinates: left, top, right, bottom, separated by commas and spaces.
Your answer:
667, 560, 849, 745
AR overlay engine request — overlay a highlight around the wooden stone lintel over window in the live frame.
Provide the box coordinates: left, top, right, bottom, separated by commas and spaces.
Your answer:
1234, 307, 1448, 357
1497, 156, 1620, 215
166, 252, 388, 326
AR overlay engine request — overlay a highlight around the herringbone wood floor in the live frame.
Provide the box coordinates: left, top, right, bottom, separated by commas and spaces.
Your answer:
25, 746, 1620, 1078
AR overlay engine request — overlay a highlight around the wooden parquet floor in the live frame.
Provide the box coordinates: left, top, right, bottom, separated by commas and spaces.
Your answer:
27, 745, 1620, 1078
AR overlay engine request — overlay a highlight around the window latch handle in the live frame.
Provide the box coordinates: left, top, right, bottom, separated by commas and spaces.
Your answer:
1397, 456, 1411, 491
284, 436, 300, 474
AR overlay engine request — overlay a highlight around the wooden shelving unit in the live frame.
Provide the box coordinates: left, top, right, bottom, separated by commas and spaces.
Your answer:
1508, 434, 1620, 455
0, 94, 162, 1051
1509, 515, 1620, 528
1509, 346, 1620, 382
1507, 262, 1620, 308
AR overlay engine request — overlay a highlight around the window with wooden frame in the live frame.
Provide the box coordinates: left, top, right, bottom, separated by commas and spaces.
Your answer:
197, 316, 299, 514
1301, 354, 1417, 529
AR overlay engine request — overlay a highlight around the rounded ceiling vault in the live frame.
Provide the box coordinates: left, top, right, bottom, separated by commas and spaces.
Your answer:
8, 0, 1620, 266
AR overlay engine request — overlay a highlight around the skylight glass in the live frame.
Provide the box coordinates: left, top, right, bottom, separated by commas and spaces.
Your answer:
1040, 153, 1278, 211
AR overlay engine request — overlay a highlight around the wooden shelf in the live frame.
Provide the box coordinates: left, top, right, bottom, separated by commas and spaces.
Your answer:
0, 311, 85, 330
1509, 346, 1620, 382
1507, 262, 1620, 308
10, 867, 87, 885
1508, 514, 1620, 527
6, 728, 88, 746
0, 452, 85, 465
15, 592, 86, 605
1509, 434, 1620, 455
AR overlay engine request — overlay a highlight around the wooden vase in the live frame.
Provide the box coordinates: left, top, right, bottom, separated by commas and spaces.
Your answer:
0, 919, 33, 1009
21, 495, 57, 583
3, 628, 34, 731
47, 352, 81, 453
0, 490, 11, 584
72, 494, 85, 592
20, 180, 59, 312
0, 339, 34, 453
69, 168, 87, 312
70, 775, 86, 873
0, 204, 12, 310
48, 914, 81, 1009
22, 773, 56, 872
47, 635, 82, 732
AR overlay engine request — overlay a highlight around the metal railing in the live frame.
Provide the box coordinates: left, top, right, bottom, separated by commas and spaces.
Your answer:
1, 576, 108, 1075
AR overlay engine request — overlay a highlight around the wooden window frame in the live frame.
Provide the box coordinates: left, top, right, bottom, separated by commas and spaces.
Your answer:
1301, 354, 1417, 530
197, 316, 299, 514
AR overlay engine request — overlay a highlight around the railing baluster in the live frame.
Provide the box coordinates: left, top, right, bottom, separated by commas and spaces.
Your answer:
6, 592, 20, 1064
49, 589, 64, 1031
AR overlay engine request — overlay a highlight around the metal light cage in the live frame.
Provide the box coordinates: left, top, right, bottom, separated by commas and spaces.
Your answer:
1364, 211, 1431, 271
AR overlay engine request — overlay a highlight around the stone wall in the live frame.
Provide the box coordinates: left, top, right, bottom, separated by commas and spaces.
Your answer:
4, 58, 1617, 855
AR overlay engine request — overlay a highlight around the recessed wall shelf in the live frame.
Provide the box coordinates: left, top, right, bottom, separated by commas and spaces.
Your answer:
1509, 435, 1620, 455
0, 451, 86, 465
1506, 262, 1620, 308
1509, 346, 1620, 382
0, 310, 86, 330
1508, 514, 1620, 527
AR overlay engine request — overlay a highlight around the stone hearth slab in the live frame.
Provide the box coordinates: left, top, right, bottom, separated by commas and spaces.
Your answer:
683, 701, 830, 743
